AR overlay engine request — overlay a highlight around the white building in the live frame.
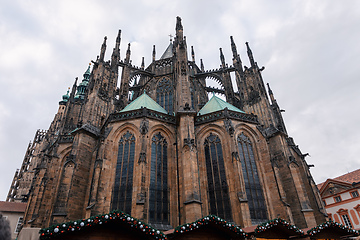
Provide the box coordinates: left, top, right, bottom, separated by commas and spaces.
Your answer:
0, 201, 26, 240
318, 169, 360, 230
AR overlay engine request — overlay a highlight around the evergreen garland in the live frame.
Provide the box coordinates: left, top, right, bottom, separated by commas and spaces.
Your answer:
173, 215, 247, 238
255, 218, 304, 236
39, 210, 166, 240
307, 220, 359, 236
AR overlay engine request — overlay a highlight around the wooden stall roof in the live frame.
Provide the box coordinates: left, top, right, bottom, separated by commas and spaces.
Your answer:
254, 218, 305, 239
39, 210, 166, 240
169, 215, 247, 240
307, 220, 359, 239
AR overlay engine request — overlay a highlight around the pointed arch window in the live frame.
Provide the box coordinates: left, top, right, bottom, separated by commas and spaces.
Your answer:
111, 131, 135, 214
149, 133, 169, 224
237, 133, 267, 224
156, 77, 173, 113
204, 133, 232, 220
54, 159, 75, 214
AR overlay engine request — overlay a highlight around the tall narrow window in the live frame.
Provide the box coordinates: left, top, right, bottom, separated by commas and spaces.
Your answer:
15, 217, 23, 233
204, 133, 232, 220
156, 77, 173, 114
112, 131, 135, 214
237, 133, 267, 224
149, 133, 169, 224
54, 160, 75, 214
342, 214, 353, 228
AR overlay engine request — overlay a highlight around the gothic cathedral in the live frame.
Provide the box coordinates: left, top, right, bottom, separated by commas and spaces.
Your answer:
8, 17, 327, 231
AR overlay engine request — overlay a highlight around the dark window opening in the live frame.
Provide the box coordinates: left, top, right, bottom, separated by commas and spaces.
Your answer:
237, 133, 267, 224
149, 133, 169, 224
111, 131, 135, 214
351, 191, 359, 198
342, 214, 353, 228
204, 133, 232, 221
156, 77, 173, 114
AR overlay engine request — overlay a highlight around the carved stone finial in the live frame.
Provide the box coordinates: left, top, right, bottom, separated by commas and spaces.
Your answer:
184, 125, 196, 151
232, 152, 240, 162
176, 16, 183, 30
139, 118, 149, 135
184, 102, 191, 111
224, 118, 234, 136
138, 152, 146, 164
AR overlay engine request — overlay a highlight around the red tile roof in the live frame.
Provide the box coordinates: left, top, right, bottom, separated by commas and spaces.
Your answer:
0, 201, 26, 213
317, 169, 360, 189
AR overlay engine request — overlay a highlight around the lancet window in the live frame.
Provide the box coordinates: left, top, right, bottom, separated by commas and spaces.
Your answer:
53, 160, 75, 213
237, 133, 267, 224
111, 131, 135, 214
204, 133, 232, 220
149, 132, 169, 224
156, 77, 173, 113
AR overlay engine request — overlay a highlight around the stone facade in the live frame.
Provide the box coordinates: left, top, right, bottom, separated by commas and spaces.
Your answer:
9, 17, 326, 232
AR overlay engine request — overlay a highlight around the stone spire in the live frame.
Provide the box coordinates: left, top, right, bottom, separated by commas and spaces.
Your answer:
191, 46, 195, 62
111, 30, 121, 69
141, 57, 145, 69
246, 41, 256, 67
125, 43, 131, 64
219, 48, 226, 68
99, 36, 107, 62
230, 36, 243, 69
152, 45, 156, 62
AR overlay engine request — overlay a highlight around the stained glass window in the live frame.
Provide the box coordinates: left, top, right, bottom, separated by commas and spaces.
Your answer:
204, 133, 232, 220
111, 131, 135, 214
156, 77, 173, 113
237, 133, 267, 224
149, 133, 169, 223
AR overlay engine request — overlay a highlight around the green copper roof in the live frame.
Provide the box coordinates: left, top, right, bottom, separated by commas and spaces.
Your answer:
59, 88, 70, 105
198, 95, 245, 115
120, 92, 168, 114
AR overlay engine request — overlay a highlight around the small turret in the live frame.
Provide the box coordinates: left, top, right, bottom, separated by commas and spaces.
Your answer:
200, 59, 204, 72
59, 88, 70, 105
75, 64, 92, 100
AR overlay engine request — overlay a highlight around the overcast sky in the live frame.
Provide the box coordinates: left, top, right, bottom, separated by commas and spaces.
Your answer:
0, 0, 359, 201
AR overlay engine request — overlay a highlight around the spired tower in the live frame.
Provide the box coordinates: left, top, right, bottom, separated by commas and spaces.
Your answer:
9, 17, 326, 231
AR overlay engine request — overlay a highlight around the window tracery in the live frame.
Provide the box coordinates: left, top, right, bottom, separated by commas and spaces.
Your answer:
237, 133, 267, 224
111, 131, 135, 214
149, 132, 169, 223
204, 133, 232, 220
156, 77, 173, 113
